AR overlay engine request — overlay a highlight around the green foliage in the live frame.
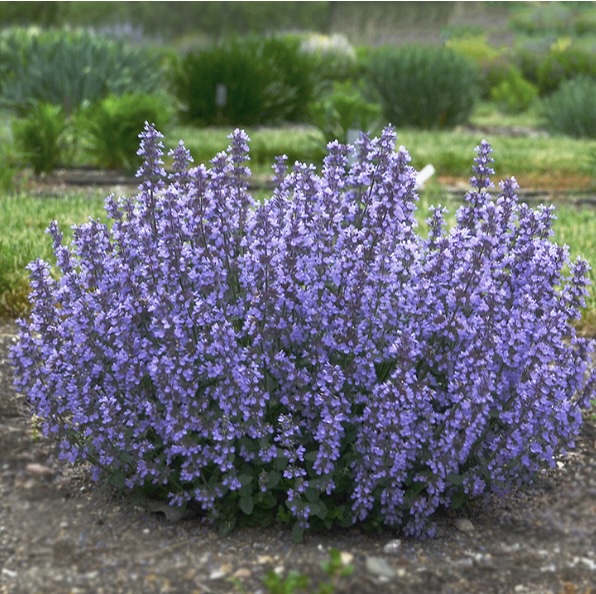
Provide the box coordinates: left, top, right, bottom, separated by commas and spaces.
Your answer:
445, 34, 501, 63
539, 76, 596, 139
490, 66, 538, 114
171, 36, 316, 126
0, 27, 164, 115
172, 125, 326, 172
536, 40, 596, 96
0, 141, 19, 193
0, 193, 108, 318
514, 37, 596, 96
259, 548, 354, 594
444, 34, 518, 100
366, 45, 480, 129
12, 102, 70, 174
262, 570, 310, 594
443, 34, 547, 111
310, 81, 381, 143
509, 3, 596, 37
76, 93, 171, 170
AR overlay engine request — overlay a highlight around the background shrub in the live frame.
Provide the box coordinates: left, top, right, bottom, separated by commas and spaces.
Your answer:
509, 2, 596, 37
444, 34, 509, 99
489, 66, 538, 114
76, 93, 172, 170
0, 27, 164, 115
535, 41, 596, 96
171, 36, 316, 126
12, 125, 595, 540
539, 77, 596, 139
366, 45, 480, 129
310, 81, 381, 143
12, 101, 70, 174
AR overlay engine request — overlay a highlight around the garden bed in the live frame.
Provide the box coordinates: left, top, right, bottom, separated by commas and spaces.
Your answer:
1, 328, 595, 594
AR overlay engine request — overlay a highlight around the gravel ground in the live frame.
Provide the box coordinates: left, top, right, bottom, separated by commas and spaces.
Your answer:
1, 318, 595, 594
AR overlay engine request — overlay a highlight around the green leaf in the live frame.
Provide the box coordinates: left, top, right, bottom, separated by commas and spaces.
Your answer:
239, 494, 254, 515
267, 470, 282, 489
108, 469, 126, 489
446, 472, 464, 486
238, 472, 254, 487
313, 499, 328, 521
304, 450, 319, 463
291, 522, 305, 544
450, 490, 469, 510
273, 455, 288, 471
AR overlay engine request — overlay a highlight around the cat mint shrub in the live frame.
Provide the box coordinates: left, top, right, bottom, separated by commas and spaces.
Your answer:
12, 123, 595, 538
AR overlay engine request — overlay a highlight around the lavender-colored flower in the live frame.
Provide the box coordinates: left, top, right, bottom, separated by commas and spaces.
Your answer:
11, 124, 594, 538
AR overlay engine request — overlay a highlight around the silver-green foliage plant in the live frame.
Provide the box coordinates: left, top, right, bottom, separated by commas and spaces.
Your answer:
0, 27, 164, 115
311, 81, 381, 144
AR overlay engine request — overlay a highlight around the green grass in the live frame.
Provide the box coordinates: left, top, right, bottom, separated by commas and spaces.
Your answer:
397, 129, 595, 184
0, 193, 107, 316
167, 113, 594, 188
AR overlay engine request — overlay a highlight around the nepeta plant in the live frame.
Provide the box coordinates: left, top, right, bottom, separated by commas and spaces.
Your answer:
12, 123, 595, 539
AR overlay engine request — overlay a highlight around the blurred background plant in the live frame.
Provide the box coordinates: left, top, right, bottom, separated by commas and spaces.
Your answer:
75, 93, 172, 170
489, 66, 539, 114
0, 27, 165, 116
539, 76, 596, 139
171, 36, 316, 127
11, 101, 71, 174
366, 45, 480, 129
310, 81, 381, 144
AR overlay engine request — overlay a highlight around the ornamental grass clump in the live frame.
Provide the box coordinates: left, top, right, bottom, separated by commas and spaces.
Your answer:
12, 124, 595, 540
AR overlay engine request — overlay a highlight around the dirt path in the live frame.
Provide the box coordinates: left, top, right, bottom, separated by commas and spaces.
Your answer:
1, 320, 595, 594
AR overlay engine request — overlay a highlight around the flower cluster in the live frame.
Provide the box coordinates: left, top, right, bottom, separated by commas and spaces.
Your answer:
12, 124, 595, 537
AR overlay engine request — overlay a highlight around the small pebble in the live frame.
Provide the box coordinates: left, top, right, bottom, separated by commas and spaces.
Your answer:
25, 463, 53, 477
540, 564, 557, 572
383, 539, 402, 555
232, 568, 252, 579
365, 556, 396, 580
454, 518, 475, 533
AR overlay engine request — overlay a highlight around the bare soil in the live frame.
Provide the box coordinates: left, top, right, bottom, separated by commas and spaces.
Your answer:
1, 320, 595, 594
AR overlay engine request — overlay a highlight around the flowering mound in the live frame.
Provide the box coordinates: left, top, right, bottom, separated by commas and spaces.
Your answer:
12, 124, 595, 539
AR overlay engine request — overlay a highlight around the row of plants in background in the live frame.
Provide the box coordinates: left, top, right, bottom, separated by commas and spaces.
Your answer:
11, 93, 171, 173
1, 26, 594, 178
10, 125, 596, 543
0, 27, 165, 115
539, 76, 596, 140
